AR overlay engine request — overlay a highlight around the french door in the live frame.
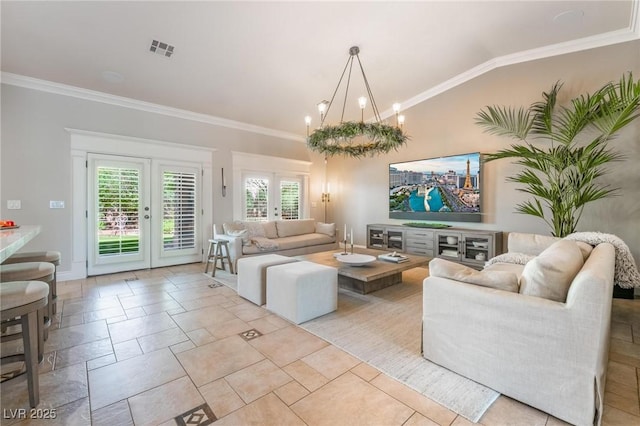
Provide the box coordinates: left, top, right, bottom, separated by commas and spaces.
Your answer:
243, 173, 302, 221
87, 154, 201, 275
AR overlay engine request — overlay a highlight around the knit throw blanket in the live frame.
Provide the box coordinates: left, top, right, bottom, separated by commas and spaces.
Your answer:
485, 232, 640, 289
565, 232, 640, 289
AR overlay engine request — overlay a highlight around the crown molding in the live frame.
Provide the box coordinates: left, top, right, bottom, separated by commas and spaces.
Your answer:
0, 72, 305, 143
381, 8, 640, 118
3, 2, 638, 140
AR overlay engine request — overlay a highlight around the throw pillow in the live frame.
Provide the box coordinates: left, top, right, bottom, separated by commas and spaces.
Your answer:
519, 239, 584, 302
227, 229, 249, 245
315, 222, 335, 237
223, 221, 245, 234
428, 258, 519, 293
263, 221, 278, 239
243, 221, 266, 239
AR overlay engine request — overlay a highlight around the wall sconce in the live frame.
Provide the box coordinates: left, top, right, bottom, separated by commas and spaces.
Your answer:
221, 168, 227, 197
321, 182, 330, 222
321, 183, 331, 203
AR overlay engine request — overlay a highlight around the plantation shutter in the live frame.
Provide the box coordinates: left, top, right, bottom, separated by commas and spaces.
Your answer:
96, 166, 141, 256
280, 180, 300, 220
162, 171, 197, 250
244, 177, 269, 221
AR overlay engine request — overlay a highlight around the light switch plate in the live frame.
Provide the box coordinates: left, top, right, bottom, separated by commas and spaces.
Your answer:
7, 200, 21, 209
49, 200, 65, 209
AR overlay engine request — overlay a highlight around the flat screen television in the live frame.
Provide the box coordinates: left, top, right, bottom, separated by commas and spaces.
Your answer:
389, 152, 482, 223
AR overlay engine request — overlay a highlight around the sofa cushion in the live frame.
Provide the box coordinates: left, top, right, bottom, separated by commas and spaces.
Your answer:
276, 219, 316, 237
519, 240, 584, 302
429, 258, 519, 292
315, 222, 335, 237
274, 233, 335, 251
483, 262, 527, 281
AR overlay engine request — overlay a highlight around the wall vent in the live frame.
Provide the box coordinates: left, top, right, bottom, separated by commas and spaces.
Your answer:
149, 39, 174, 58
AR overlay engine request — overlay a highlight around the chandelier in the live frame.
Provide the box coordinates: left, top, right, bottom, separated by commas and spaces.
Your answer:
305, 46, 409, 158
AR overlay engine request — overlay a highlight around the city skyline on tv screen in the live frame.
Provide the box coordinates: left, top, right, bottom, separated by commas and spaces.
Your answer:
389, 152, 481, 217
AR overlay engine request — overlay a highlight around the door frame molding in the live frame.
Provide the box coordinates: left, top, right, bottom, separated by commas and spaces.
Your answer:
231, 151, 311, 221
68, 129, 214, 279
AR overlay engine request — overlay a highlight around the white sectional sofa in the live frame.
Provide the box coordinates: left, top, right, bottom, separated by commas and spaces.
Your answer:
213, 219, 338, 270
422, 232, 615, 426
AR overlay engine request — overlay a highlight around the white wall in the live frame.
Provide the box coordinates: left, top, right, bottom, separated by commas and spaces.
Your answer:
322, 40, 640, 262
0, 84, 311, 278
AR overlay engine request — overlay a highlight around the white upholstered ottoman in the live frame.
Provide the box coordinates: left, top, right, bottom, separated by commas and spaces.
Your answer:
237, 254, 298, 305
266, 261, 337, 324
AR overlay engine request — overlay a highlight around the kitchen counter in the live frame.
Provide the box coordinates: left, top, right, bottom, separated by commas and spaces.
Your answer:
0, 225, 41, 263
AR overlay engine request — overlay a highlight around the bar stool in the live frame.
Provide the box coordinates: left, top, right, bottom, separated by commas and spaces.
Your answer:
4, 251, 60, 314
0, 262, 55, 348
204, 239, 234, 277
1, 281, 49, 408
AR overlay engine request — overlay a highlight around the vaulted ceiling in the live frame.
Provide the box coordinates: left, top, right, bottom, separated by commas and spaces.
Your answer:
2, 1, 638, 141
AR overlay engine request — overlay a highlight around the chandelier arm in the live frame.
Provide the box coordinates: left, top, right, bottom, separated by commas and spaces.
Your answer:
355, 54, 382, 123
322, 55, 353, 127
340, 56, 355, 124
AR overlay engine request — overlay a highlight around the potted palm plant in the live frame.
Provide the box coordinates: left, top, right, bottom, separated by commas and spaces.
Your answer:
476, 73, 640, 238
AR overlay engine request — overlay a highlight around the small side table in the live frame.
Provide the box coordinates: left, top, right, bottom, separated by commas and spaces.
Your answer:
205, 239, 234, 276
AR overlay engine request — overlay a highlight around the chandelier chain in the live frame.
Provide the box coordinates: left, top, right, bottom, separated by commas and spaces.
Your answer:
355, 54, 382, 123
322, 55, 352, 127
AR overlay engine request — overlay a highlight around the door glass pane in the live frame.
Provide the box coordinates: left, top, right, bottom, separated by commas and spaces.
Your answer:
97, 166, 140, 256
280, 180, 300, 220
245, 177, 269, 221
163, 171, 196, 250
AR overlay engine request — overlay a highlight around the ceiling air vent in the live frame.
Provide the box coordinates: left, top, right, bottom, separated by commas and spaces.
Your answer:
149, 39, 174, 58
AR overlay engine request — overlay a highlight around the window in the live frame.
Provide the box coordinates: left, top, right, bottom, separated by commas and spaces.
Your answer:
244, 177, 269, 221
280, 180, 300, 220
162, 171, 197, 250
242, 175, 303, 221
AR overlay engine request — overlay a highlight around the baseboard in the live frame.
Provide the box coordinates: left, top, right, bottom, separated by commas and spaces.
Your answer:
58, 261, 87, 282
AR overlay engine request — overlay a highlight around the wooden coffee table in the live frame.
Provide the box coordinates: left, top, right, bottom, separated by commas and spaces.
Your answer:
296, 248, 430, 294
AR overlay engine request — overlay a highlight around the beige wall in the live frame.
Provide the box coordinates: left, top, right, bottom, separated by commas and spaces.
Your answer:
2, 40, 639, 277
0, 84, 310, 275
321, 40, 640, 263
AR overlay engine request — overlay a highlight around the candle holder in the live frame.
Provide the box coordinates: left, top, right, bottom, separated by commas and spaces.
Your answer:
350, 242, 354, 255
342, 238, 348, 255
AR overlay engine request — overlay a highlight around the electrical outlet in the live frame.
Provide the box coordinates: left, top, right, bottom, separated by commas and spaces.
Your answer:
7, 200, 21, 210
49, 200, 65, 209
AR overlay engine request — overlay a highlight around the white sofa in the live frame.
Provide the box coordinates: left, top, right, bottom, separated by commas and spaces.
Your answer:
213, 219, 338, 270
422, 232, 615, 426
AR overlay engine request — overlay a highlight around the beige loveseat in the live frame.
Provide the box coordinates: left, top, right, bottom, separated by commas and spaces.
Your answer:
422, 232, 615, 426
213, 219, 338, 270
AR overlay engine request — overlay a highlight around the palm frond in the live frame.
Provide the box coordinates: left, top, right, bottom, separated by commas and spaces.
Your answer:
476, 73, 639, 237
475, 106, 532, 140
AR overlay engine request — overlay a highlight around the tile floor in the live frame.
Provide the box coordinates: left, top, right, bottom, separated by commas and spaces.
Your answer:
1, 263, 639, 425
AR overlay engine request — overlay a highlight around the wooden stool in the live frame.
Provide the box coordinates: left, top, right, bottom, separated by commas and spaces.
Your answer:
0, 262, 55, 347
1, 281, 49, 408
204, 239, 234, 277
4, 251, 60, 314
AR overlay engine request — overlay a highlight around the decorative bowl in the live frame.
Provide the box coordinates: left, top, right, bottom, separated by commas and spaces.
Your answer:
472, 241, 489, 248
446, 236, 458, 245
336, 254, 376, 266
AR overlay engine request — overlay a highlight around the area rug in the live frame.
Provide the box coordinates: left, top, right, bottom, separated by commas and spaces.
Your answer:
207, 268, 499, 422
